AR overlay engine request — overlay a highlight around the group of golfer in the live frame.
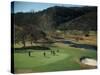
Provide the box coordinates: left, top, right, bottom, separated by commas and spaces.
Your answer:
28, 49, 59, 57
43, 49, 59, 57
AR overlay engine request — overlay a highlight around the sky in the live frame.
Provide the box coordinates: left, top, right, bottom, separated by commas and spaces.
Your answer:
12, 1, 84, 13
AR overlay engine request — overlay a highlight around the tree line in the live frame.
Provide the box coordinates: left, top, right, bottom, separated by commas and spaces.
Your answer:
12, 6, 97, 47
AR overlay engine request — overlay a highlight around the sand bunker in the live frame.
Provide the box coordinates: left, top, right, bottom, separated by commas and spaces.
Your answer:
81, 58, 97, 66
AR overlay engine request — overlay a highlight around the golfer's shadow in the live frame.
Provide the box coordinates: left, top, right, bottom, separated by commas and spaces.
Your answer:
29, 55, 35, 57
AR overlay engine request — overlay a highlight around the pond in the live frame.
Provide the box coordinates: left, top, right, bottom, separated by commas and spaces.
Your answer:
62, 40, 97, 51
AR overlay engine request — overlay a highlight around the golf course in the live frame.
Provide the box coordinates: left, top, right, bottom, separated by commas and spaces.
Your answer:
12, 2, 97, 73
14, 39, 97, 73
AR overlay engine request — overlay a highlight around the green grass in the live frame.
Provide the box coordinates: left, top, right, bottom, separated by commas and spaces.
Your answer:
14, 43, 97, 73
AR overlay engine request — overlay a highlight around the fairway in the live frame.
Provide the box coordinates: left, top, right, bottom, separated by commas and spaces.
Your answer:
14, 43, 97, 73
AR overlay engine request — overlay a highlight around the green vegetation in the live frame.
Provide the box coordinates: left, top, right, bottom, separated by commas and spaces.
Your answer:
14, 42, 97, 73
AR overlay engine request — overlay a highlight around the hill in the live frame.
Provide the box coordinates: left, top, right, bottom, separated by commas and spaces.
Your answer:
59, 11, 97, 31
13, 6, 97, 32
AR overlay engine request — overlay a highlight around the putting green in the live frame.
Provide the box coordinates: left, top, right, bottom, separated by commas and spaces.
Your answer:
14, 43, 97, 73
14, 51, 69, 69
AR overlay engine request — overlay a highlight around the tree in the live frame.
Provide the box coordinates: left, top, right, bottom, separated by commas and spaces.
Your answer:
14, 25, 27, 47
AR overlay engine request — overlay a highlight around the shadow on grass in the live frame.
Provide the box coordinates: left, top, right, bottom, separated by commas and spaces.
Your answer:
14, 46, 51, 51
29, 55, 35, 57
